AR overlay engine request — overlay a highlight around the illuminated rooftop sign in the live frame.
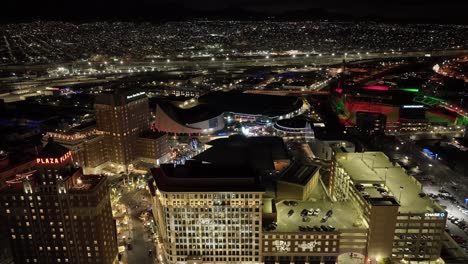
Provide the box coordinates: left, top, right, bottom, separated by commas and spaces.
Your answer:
126, 92, 145, 99
363, 85, 389, 91
36, 151, 72, 165
425, 212, 445, 218
402, 105, 424, 109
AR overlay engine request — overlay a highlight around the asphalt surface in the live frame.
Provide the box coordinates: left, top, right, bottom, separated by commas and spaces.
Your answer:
119, 188, 156, 264
381, 137, 468, 253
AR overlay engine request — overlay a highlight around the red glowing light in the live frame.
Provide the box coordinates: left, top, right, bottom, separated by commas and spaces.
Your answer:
335, 88, 343, 94
363, 85, 389, 91
36, 151, 72, 165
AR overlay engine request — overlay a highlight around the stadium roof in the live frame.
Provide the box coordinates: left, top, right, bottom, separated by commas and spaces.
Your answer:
198, 91, 303, 117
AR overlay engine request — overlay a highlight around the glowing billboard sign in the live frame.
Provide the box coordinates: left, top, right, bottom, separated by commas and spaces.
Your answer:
424, 212, 445, 218
402, 105, 424, 109
126, 92, 145, 99
36, 151, 72, 165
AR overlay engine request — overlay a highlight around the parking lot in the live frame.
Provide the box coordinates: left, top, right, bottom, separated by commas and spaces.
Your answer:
273, 184, 366, 232
424, 185, 468, 252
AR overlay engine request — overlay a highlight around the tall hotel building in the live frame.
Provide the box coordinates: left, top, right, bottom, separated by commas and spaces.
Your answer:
150, 136, 447, 264
94, 90, 149, 167
151, 161, 264, 263
0, 139, 118, 264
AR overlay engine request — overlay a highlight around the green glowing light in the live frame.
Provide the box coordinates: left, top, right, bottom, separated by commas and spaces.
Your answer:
401, 88, 419, 93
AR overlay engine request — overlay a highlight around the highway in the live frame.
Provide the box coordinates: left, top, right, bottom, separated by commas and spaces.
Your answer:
2, 49, 467, 102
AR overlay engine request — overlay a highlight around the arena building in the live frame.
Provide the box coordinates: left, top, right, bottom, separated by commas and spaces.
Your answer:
153, 91, 309, 134
153, 102, 225, 134
274, 118, 315, 142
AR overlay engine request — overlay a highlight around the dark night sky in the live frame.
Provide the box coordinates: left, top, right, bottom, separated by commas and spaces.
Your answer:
1, 0, 468, 23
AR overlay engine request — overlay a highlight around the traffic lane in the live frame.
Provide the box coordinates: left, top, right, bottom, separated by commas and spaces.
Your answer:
126, 207, 155, 264
119, 189, 156, 264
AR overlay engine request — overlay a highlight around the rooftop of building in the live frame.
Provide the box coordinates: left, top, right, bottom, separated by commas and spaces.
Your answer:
335, 152, 443, 214
38, 137, 70, 158
156, 102, 222, 125
265, 182, 367, 233
198, 91, 303, 117
151, 160, 264, 193
69, 174, 107, 192
194, 135, 289, 171
278, 161, 320, 186
138, 130, 167, 140
275, 117, 311, 129
94, 89, 147, 106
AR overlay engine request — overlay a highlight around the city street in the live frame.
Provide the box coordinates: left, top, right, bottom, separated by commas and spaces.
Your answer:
112, 179, 156, 264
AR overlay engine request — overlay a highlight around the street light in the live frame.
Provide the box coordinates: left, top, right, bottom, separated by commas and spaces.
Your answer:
371, 154, 377, 168
384, 167, 389, 185
399, 186, 404, 203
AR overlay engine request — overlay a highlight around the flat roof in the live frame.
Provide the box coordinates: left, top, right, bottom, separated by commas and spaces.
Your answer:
194, 135, 289, 171
94, 89, 147, 106
278, 161, 320, 186
336, 152, 443, 213
151, 161, 264, 192
138, 130, 167, 140
268, 183, 367, 232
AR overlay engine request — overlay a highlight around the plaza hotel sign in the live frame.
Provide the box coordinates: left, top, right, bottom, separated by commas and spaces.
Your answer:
36, 151, 72, 165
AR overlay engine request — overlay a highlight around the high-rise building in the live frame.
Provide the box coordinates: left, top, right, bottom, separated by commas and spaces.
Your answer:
94, 90, 149, 167
150, 161, 264, 264
0, 139, 118, 264
150, 136, 447, 264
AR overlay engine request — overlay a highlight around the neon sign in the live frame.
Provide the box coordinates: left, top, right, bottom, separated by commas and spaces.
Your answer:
36, 151, 72, 165
126, 92, 145, 99
424, 212, 445, 218
402, 105, 424, 109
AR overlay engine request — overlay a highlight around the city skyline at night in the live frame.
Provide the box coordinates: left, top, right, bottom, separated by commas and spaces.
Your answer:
0, 1, 468, 264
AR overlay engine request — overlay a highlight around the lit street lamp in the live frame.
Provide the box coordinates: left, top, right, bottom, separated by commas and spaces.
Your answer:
384, 167, 389, 185
399, 186, 404, 203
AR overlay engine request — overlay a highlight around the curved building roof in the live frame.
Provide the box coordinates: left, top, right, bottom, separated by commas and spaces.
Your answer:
157, 102, 222, 125
198, 91, 303, 117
